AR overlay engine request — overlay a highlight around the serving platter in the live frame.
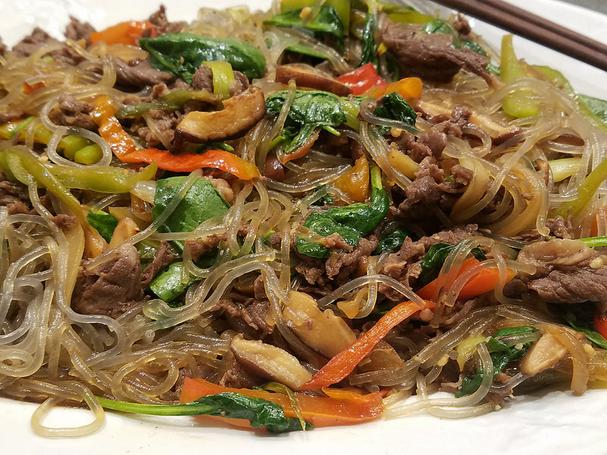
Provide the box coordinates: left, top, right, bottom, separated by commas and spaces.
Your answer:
0, 1, 606, 453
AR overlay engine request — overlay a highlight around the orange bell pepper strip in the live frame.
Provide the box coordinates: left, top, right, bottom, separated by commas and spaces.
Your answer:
417, 257, 515, 301
23, 81, 45, 94
180, 377, 384, 427
89, 21, 157, 46
301, 300, 432, 390
333, 155, 370, 202
91, 96, 260, 180
336, 63, 386, 96
367, 77, 423, 103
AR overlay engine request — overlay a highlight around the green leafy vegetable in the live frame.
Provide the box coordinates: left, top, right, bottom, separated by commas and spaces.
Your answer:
86, 210, 118, 242
580, 236, 607, 249
578, 95, 607, 129
153, 177, 229, 236
375, 224, 409, 254
150, 177, 229, 301
266, 89, 347, 155
417, 242, 486, 287
360, 9, 378, 66
296, 166, 389, 258
117, 89, 219, 120
96, 392, 309, 433
423, 18, 457, 36
284, 42, 330, 61
456, 326, 537, 397
264, 5, 345, 45
565, 311, 607, 350
374, 92, 417, 128
140, 33, 266, 83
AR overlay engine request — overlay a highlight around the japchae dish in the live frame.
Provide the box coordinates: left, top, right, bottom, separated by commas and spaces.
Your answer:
1, 0, 607, 436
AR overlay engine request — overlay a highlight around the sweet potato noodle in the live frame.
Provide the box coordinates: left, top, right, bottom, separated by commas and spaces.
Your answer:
1, 0, 607, 437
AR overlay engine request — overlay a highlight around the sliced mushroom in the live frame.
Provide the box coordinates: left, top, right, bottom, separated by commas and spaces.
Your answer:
520, 333, 567, 377
177, 87, 266, 142
358, 341, 404, 372
282, 291, 356, 358
231, 336, 312, 390
418, 100, 521, 143
109, 216, 140, 248
276, 64, 351, 96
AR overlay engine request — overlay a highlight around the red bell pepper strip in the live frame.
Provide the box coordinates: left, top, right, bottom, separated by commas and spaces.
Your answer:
89, 21, 157, 46
594, 314, 607, 339
180, 377, 384, 427
301, 300, 432, 390
91, 96, 260, 180
336, 63, 387, 95
417, 257, 515, 301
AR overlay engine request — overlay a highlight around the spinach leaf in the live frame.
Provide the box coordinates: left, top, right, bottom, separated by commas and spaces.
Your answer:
565, 311, 607, 350
97, 392, 309, 433
578, 95, 607, 128
266, 89, 346, 155
296, 166, 389, 258
264, 5, 345, 45
455, 326, 537, 397
360, 10, 378, 66
140, 33, 266, 82
153, 176, 229, 236
417, 242, 486, 287
87, 209, 118, 242
375, 224, 409, 254
374, 92, 417, 128
284, 42, 330, 61
150, 177, 229, 301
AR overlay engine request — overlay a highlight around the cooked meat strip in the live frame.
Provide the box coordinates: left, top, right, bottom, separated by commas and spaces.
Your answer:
129, 109, 180, 148
148, 5, 186, 34
72, 244, 145, 318
381, 21, 490, 83
64, 16, 95, 41
12, 27, 58, 57
0, 175, 32, 215
50, 214, 78, 231
325, 237, 378, 280
507, 239, 607, 307
114, 58, 173, 89
48, 95, 97, 130
141, 241, 177, 287
215, 298, 273, 339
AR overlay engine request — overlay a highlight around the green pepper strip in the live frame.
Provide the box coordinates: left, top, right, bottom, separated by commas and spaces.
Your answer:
1, 147, 85, 223
500, 35, 539, 118
47, 162, 157, 193
556, 159, 607, 219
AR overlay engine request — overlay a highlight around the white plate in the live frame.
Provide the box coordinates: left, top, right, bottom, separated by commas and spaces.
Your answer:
1, 1, 606, 454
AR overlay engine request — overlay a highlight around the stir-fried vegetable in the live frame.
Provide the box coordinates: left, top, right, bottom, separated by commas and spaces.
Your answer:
204, 61, 235, 99
140, 33, 266, 81
336, 63, 386, 95
92, 96, 260, 179
500, 35, 539, 118
360, 4, 378, 67
265, 5, 345, 46
416, 243, 485, 287
456, 326, 538, 397
373, 92, 417, 129
117, 89, 219, 119
47, 162, 157, 193
302, 300, 432, 390
89, 20, 156, 45
296, 166, 389, 258
181, 377, 384, 427
266, 89, 346, 159
279, 0, 351, 30
97, 392, 306, 433
332, 154, 370, 202
375, 223, 409, 254
87, 210, 118, 242
564, 309, 607, 350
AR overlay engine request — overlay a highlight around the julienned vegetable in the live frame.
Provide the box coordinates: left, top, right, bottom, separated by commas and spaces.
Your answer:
456, 327, 537, 397
180, 377, 384, 427
89, 20, 156, 45
417, 243, 486, 287
500, 35, 539, 118
301, 300, 432, 390
296, 166, 389, 258
140, 33, 265, 82
96, 392, 307, 433
92, 96, 260, 179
